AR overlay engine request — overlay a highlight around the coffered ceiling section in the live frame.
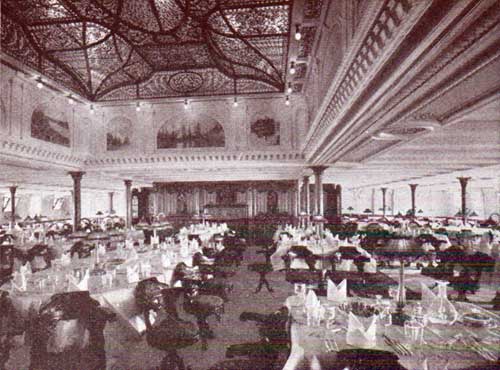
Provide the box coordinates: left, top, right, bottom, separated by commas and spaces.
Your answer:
1, 0, 293, 101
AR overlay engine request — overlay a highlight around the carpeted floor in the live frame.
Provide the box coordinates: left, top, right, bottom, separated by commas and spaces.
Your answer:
7, 246, 294, 370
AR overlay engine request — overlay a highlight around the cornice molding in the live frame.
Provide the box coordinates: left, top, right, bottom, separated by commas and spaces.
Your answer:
0, 138, 86, 168
303, 0, 429, 162
84, 151, 306, 169
305, 0, 500, 165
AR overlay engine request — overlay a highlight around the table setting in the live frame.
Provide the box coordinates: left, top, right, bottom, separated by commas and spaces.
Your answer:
284, 278, 500, 370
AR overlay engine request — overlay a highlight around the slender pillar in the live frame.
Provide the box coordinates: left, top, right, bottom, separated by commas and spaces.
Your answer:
336, 184, 342, 215
252, 187, 257, 216
108, 192, 115, 214
409, 184, 418, 217
194, 188, 200, 215
124, 180, 132, 229
381, 187, 387, 217
311, 166, 328, 216
295, 179, 301, 218
458, 177, 471, 224
9, 186, 17, 228
303, 176, 310, 214
69, 171, 85, 231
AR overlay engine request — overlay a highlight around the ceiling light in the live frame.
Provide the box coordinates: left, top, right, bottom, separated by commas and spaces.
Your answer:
285, 96, 290, 106
67, 95, 74, 105
135, 102, 141, 112
233, 97, 238, 107
36, 79, 43, 89
290, 61, 296, 75
184, 99, 189, 109
295, 24, 302, 41
287, 82, 292, 94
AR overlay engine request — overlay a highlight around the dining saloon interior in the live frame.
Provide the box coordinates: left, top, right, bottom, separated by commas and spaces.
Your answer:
1, 0, 500, 369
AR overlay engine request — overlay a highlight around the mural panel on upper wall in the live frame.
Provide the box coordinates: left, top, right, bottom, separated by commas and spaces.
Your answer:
249, 116, 280, 146
157, 116, 225, 149
31, 105, 70, 147
107, 116, 132, 151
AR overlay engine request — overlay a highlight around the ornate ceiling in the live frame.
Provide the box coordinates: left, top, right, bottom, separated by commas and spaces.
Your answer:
1, 0, 293, 101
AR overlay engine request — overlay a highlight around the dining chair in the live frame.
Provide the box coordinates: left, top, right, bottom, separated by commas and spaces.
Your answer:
182, 283, 224, 351
29, 291, 115, 370
1, 290, 24, 369
26, 244, 52, 272
209, 306, 291, 370
135, 278, 198, 370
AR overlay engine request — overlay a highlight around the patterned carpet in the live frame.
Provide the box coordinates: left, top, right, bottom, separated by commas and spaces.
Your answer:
6, 246, 294, 370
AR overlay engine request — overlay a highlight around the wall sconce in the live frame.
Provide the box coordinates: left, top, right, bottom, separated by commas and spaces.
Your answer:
290, 61, 296, 75
295, 24, 302, 41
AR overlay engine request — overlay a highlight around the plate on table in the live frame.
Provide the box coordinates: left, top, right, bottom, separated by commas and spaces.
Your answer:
463, 312, 497, 328
106, 258, 126, 265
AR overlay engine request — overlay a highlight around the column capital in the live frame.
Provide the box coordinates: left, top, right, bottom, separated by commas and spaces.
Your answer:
302, 175, 310, 182
380, 187, 387, 194
68, 171, 85, 181
409, 184, 418, 190
124, 179, 132, 187
9, 185, 17, 194
309, 165, 328, 176
457, 177, 471, 187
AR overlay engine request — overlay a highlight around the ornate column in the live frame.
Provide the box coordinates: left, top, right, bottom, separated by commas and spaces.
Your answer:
336, 184, 342, 215
295, 179, 302, 218
108, 192, 115, 215
310, 166, 328, 216
124, 180, 132, 229
302, 176, 310, 214
458, 177, 471, 224
194, 187, 200, 215
252, 187, 257, 217
409, 184, 418, 217
69, 171, 85, 231
9, 185, 17, 228
381, 187, 387, 217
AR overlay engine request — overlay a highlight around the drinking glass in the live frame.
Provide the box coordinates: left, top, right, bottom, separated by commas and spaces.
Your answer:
325, 306, 337, 329
388, 286, 399, 301
378, 304, 392, 332
404, 319, 424, 345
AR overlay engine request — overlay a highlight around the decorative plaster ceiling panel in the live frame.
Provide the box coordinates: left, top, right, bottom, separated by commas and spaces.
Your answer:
1, 0, 293, 101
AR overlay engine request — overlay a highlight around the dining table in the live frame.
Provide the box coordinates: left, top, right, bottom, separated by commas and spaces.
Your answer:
282, 287, 500, 370
0, 242, 198, 340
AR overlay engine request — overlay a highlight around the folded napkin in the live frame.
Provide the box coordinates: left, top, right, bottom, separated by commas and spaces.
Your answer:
364, 258, 377, 273
180, 245, 189, 258
126, 264, 140, 284
60, 252, 71, 266
161, 254, 171, 268
127, 248, 138, 261
68, 269, 90, 291
355, 245, 371, 258
327, 279, 347, 303
11, 271, 27, 292
150, 236, 160, 246
346, 312, 377, 349
305, 289, 320, 309
421, 283, 458, 324
337, 259, 355, 272
20, 262, 32, 275
140, 261, 151, 278
422, 243, 435, 252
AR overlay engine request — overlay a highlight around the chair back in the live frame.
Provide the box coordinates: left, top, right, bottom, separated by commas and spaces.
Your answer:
30, 291, 114, 370
27, 244, 52, 272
